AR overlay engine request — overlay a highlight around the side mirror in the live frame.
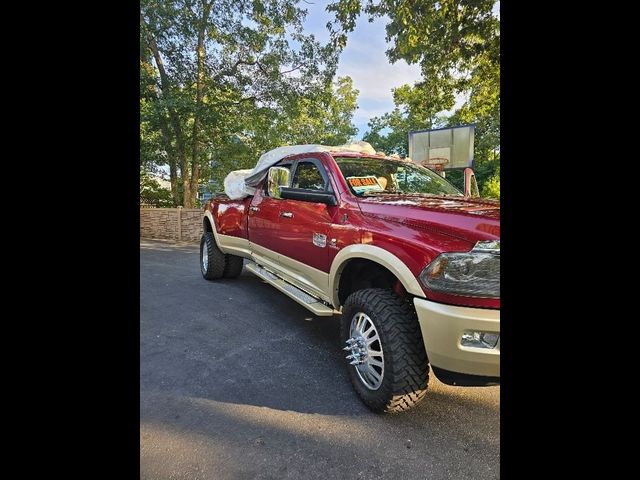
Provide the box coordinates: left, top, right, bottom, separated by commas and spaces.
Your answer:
267, 167, 290, 198
464, 167, 480, 198
280, 187, 337, 206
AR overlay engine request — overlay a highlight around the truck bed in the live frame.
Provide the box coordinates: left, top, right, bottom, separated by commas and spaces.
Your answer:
206, 194, 251, 239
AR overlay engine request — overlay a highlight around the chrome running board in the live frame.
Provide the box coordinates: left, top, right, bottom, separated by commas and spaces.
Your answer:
245, 261, 335, 316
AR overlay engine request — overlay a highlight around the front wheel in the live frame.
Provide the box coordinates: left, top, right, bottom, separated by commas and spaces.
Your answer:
341, 288, 429, 413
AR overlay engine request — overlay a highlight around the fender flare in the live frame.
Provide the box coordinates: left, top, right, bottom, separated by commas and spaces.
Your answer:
203, 210, 222, 244
329, 244, 425, 307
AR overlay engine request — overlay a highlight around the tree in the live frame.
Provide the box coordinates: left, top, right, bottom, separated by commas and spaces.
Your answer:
327, 0, 499, 114
481, 166, 500, 199
363, 83, 450, 156
328, 0, 500, 196
140, 170, 175, 207
198, 75, 360, 189
277, 76, 360, 146
140, 0, 342, 207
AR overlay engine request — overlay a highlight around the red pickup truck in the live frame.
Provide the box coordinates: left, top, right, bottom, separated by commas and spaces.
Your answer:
201, 150, 500, 413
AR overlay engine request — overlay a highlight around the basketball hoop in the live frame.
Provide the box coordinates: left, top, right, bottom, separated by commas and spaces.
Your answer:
420, 157, 449, 173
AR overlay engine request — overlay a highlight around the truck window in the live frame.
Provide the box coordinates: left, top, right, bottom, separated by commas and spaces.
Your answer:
292, 162, 326, 191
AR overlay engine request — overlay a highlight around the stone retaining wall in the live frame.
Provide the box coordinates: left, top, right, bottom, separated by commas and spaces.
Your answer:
140, 207, 203, 243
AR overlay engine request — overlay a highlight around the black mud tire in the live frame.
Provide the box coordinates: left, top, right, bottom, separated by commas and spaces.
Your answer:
200, 232, 226, 280
223, 255, 244, 278
340, 288, 429, 413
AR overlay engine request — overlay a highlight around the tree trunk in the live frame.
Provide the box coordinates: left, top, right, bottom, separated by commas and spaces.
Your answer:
186, 0, 212, 209
154, 113, 179, 206
141, 12, 189, 205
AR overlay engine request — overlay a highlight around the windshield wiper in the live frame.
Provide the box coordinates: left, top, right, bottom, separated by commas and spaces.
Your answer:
361, 191, 399, 197
362, 191, 463, 197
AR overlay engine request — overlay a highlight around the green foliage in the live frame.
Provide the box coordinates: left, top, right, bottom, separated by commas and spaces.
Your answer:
140, 171, 175, 207
141, 0, 499, 202
329, 0, 500, 198
482, 168, 500, 199
283, 76, 360, 146
443, 169, 464, 192
140, 0, 357, 205
200, 76, 359, 189
362, 82, 451, 157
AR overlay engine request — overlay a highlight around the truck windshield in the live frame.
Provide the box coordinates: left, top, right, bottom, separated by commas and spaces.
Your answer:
334, 157, 462, 197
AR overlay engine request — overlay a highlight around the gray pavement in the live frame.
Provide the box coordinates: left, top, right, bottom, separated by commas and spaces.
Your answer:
140, 239, 500, 479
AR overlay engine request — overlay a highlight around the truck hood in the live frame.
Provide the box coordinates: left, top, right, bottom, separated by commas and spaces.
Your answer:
357, 194, 500, 244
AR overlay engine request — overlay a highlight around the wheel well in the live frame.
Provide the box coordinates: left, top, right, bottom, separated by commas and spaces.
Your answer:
337, 259, 405, 305
203, 216, 213, 232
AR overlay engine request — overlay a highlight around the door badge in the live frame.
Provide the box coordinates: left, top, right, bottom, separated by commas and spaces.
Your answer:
313, 233, 327, 248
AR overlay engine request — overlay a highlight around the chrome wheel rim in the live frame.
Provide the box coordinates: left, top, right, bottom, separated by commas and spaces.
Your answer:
201, 244, 208, 271
345, 312, 384, 390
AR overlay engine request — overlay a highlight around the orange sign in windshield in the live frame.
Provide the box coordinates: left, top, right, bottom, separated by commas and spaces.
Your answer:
346, 176, 384, 194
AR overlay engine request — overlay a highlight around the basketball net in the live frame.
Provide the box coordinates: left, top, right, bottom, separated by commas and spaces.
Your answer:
420, 157, 449, 176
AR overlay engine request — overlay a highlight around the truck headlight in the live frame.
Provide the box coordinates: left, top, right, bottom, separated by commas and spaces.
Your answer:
419, 241, 500, 298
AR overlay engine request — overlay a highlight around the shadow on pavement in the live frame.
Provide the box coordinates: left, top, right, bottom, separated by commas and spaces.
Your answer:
140, 240, 499, 479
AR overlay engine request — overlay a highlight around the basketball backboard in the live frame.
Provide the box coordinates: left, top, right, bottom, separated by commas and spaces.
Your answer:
408, 124, 475, 170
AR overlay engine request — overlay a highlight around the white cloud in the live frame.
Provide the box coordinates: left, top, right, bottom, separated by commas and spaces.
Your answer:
338, 57, 421, 103
336, 17, 422, 104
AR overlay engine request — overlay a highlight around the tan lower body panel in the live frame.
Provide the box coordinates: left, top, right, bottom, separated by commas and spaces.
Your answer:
214, 232, 331, 305
216, 234, 252, 258
414, 298, 500, 377
249, 242, 331, 303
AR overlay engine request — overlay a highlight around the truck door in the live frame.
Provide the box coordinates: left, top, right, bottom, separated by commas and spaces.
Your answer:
277, 158, 336, 274
247, 162, 292, 263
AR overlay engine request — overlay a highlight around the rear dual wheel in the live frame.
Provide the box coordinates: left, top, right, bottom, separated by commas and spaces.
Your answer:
200, 233, 243, 280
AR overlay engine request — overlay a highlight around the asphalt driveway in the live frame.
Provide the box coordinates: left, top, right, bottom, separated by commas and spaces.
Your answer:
140, 239, 500, 479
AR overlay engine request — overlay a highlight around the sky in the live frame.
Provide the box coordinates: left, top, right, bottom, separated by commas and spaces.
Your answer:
301, 2, 422, 139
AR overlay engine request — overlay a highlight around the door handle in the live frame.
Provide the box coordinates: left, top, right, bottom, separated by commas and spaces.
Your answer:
280, 211, 293, 218
249, 206, 260, 212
